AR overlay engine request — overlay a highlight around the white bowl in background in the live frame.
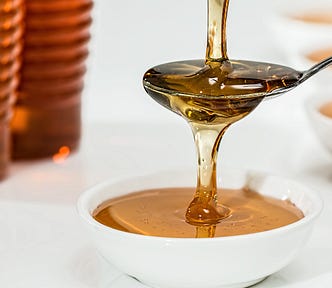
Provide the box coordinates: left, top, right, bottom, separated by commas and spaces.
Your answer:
306, 94, 332, 154
77, 169, 322, 288
295, 45, 332, 92
269, 0, 332, 67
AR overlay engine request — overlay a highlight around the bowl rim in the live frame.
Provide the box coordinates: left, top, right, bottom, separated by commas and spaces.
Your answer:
77, 169, 323, 243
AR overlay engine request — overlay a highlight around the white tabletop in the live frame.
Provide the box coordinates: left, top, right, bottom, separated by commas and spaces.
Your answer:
0, 118, 331, 288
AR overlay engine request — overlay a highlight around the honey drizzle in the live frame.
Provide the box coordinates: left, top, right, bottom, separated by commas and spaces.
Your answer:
185, 0, 232, 232
206, 0, 229, 62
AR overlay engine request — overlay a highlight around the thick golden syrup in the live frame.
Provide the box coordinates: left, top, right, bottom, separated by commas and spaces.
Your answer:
93, 188, 304, 238
143, 0, 302, 229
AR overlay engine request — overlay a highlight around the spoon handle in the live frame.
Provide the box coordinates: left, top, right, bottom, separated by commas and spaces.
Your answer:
301, 56, 332, 84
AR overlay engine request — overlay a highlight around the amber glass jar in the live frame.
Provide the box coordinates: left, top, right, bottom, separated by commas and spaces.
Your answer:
11, 0, 93, 159
0, 0, 23, 178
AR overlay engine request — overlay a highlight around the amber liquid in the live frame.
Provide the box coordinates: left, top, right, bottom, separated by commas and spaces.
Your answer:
93, 188, 304, 238
10, 0, 92, 159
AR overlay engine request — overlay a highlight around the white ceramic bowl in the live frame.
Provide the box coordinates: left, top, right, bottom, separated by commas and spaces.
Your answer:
77, 169, 322, 288
306, 94, 332, 154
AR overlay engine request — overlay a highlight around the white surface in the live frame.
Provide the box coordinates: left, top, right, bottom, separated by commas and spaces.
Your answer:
0, 119, 332, 288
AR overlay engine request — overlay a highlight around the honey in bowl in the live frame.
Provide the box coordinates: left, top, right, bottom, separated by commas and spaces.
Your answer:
78, 169, 322, 288
93, 187, 303, 238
